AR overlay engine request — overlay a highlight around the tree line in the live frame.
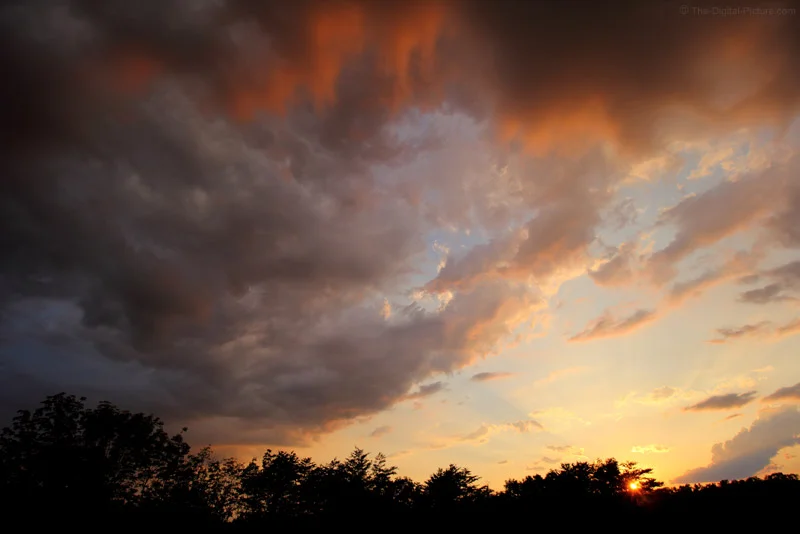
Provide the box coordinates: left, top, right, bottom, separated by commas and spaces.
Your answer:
1, 394, 797, 530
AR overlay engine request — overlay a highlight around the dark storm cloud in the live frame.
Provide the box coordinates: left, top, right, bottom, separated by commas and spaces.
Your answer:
2, 0, 800, 445
0, 0, 534, 442
684, 391, 758, 411
453, 0, 800, 153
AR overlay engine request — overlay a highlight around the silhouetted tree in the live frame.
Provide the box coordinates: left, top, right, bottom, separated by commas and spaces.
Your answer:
424, 464, 488, 508
240, 449, 314, 521
0, 393, 193, 526
2, 393, 799, 530
170, 447, 244, 522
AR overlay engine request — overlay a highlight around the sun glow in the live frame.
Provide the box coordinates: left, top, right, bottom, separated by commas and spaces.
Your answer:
629, 481, 640, 491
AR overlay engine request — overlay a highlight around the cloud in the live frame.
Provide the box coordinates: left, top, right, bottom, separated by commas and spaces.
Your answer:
651, 386, 677, 400
401, 381, 448, 401
738, 284, 796, 304
764, 382, 800, 403
707, 321, 772, 344
569, 308, 657, 342
471, 371, 515, 382
674, 406, 800, 483
777, 318, 800, 337
667, 247, 766, 305
541, 456, 560, 464
616, 386, 706, 411
605, 198, 641, 231
460, 419, 543, 444
2, 0, 800, 449
713, 367, 773, 392
631, 444, 670, 454
738, 260, 800, 304
707, 318, 800, 344
497, 459, 508, 464
533, 366, 589, 386
646, 163, 790, 286
588, 241, 638, 288
369, 425, 392, 438
456, 2, 800, 155
687, 146, 737, 180
578, 247, 769, 345
684, 391, 759, 412
724, 413, 744, 421
579, 243, 775, 344
422, 150, 618, 296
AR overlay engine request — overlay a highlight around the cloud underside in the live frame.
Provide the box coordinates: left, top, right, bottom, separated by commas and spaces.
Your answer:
764, 382, 800, 402
471, 372, 515, 382
1, 0, 800, 445
738, 261, 800, 304
675, 406, 800, 483
684, 392, 758, 411
708, 317, 800, 344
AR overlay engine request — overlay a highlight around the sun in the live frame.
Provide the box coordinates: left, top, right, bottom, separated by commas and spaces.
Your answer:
628, 481, 640, 491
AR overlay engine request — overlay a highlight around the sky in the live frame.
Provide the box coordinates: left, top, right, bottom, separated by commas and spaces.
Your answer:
1, 0, 800, 489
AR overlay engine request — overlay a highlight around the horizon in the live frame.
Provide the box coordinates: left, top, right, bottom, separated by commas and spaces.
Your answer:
2, 0, 800, 493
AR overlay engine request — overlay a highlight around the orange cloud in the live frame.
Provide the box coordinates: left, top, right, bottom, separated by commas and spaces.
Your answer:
229, 1, 448, 120
231, 4, 368, 119
78, 1, 800, 154
569, 308, 657, 342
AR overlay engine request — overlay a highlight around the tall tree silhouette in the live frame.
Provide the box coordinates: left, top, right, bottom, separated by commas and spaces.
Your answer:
240, 449, 313, 521
423, 464, 489, 508
0, 393, 193, 525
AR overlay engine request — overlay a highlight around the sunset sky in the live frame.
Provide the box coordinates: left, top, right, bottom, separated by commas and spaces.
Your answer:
2, 0, 800, 489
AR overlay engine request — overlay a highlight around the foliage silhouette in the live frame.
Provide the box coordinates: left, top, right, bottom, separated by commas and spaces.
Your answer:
1, 393, 798, 530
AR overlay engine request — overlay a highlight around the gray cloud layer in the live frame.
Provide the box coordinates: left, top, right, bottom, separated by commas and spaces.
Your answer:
675, 406, 800, 483
739, 261, 800, 304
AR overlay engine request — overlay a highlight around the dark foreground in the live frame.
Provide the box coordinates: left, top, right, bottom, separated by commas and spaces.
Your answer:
2, 394, 797, 530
